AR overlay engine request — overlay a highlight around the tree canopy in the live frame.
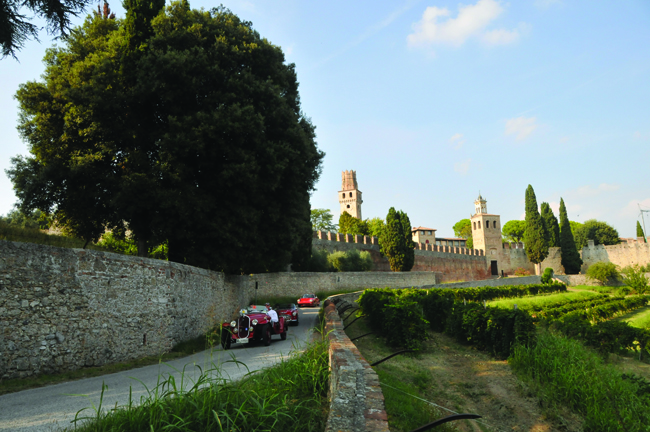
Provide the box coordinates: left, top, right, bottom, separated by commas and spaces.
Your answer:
7, 1, 324, 274
366, 217, 386, 238
559, 198, 582, 274
379, 207, 414, 272
452, 218, 473, 248
574, 219, 621, 248
311, 209, 336, 232
338, 212, 369, 236
502, 220, 526, 243
524, 185, 548, 264
1, 0, 96, 59
540, 202, 560, 247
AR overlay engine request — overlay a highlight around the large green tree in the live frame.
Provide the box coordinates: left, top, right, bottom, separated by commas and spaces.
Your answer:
7, 2, 324, 273
311, 209, 336, 231
379, 207, 414, 272
540, 202, 560, 247
559, 198, 582, 274
452, 218, 473, 248
502, 220, 526, 243
524, 185, 548, 264
637, 221, 646, 242
574, 220, 621, 249
366, 217, 386, 238
1, 0, 95, 58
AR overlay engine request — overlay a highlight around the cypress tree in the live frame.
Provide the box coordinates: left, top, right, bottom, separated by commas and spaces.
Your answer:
559, 198, 583, 274
637, 221, 647, 242
524, 185, 548, 264
398, 210, 415, 272
540, 202, 560, 247
379, 207, 414, 271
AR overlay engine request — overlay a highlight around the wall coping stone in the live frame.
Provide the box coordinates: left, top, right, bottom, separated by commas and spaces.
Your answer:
324, 297, 389, 432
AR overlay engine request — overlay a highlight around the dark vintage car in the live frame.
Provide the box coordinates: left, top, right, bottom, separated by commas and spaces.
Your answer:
297, 294, 320, 308
274, 303, 299, 326
221, 305, 287, 350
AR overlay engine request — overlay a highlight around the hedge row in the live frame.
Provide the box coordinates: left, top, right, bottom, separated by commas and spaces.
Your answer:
357, 286, 539, 357
452, 282, 567, 302
558, 295, 649, 323
533, 295, 634, 320
526, 294, 609, 312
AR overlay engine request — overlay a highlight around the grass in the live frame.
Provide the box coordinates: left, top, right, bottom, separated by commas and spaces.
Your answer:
62, 337, 330, 432
570, 284, 633, 296
489, 290, 601, 310
510, 330, 650, 432
0, 221, 112, 251
0, 332, 219, 396
617, 305, 650, 329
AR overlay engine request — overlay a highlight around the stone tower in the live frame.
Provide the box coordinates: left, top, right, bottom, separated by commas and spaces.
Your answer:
339, 170, 363, 219
471, 194, 502, 255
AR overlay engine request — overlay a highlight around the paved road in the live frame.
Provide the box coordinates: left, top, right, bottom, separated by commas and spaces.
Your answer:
0, 308, 321, 432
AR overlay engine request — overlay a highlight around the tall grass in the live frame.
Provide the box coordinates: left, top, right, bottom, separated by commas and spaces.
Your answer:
0, 221, 110, 251
65, 340, 330, 432
510, 330, 650, 431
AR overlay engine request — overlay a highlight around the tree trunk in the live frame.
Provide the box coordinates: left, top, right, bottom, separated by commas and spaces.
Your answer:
137, 239, 148, 257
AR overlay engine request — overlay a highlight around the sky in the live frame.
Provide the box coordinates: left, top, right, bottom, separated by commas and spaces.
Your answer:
1, 0, 650, 238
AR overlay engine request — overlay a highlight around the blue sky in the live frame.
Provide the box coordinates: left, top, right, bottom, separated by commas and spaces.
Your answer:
1, 0, 649, 238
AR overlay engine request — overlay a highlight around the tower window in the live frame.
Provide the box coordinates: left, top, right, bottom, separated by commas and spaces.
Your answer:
478, 221, 481, 229
486, 221, 490, 228
349, 192, 352, 197
342, 193, 345, 199
473, 222, 476, 230
347, 204, 350, 208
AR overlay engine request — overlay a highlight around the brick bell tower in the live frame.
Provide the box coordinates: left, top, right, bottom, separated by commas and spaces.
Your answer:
339, 170, 363, 219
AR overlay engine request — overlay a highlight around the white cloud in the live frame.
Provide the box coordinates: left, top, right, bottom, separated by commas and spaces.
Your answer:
505, 116, 538, 141
454, 159, 472, 175
407, 0, 524, 48
621, 198, 650, 218
449, 133, 465, 149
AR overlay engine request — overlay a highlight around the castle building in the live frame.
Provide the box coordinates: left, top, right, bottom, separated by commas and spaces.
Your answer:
412, 227, 437, 244
339, 170, 363, 219
471, 194, 502, 275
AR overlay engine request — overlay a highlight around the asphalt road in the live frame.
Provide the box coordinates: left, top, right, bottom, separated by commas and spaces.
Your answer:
0, 307, 321, 432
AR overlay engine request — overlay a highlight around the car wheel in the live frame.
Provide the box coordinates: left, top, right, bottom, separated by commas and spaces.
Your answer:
221, 330, 231, 350
263, 324, 272, 346
280, 328, 287, 340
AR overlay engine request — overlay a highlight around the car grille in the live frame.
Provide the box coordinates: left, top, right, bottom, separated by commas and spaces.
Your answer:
238, 316, 250, 338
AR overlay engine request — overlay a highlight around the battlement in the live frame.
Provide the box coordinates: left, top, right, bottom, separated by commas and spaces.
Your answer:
312, 231, 484, 257
341, 170, 359, 191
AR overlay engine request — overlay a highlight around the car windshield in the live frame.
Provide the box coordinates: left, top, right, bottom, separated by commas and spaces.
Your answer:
274, 304, 293, 309
246, 305, 268, 313
302, 294, 315, 298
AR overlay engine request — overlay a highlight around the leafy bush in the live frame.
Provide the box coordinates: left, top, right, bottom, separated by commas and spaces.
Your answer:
621, 264, 649, 294
540, 267, 554, 284
586, 261, 620, 285
327, 249, 373, 272
514, 267, 530, 276
307, 248, 332, 272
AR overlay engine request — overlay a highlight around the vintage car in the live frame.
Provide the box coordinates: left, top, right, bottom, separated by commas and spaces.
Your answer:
221, 305, 287, 350
297, 294, 320, 308
274, 303, 299, 326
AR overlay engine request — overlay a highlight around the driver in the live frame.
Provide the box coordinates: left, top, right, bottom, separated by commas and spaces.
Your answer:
265, 303, 279, 330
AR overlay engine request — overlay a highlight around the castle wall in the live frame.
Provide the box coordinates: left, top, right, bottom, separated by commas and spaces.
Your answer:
580, 241, 650, 272
0, 240, 441, 380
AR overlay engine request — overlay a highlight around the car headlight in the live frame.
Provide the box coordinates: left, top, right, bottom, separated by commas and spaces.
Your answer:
252, 319, 258, 325
233, 328, 238, 333
292, 311, 297, 316
230, 321, 237, 327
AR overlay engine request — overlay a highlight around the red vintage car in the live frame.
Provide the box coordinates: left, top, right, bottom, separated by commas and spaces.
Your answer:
221, 305, 287, 350
297, 294, 320, 308
274, 303, 299, 326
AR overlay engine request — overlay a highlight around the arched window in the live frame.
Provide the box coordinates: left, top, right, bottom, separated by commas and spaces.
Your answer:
342, 193, 345, 199
473, 222, 476, 230
346, 204, 350, 208
349, 192, 352, 197
486, 221, 490, 228
478, 221, 481, 229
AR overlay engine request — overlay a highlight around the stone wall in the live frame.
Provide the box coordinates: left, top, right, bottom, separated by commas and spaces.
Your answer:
426, 275, 542, 289
581, 241, 650, 272
0, 240, 442, 379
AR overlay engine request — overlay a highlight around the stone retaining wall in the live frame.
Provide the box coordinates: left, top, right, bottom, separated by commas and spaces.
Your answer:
324, 297, 389, 432
0, 240, 443, 379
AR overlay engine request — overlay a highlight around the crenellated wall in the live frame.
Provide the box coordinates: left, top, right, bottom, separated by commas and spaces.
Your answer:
581, 240, 650, 272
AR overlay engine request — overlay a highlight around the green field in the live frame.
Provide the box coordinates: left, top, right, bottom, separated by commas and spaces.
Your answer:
489, 290, 600, 310
618, 306, 650, 329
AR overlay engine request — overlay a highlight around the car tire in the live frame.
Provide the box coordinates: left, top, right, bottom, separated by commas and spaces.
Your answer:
263, 324, 272, 346
221, 330, 231, 350
281, 329, 287, 340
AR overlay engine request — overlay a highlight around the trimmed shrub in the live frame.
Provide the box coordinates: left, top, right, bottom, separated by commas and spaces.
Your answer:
327, 249, 373, 272
540, 267, 553, 284
586, 261, 620, 285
